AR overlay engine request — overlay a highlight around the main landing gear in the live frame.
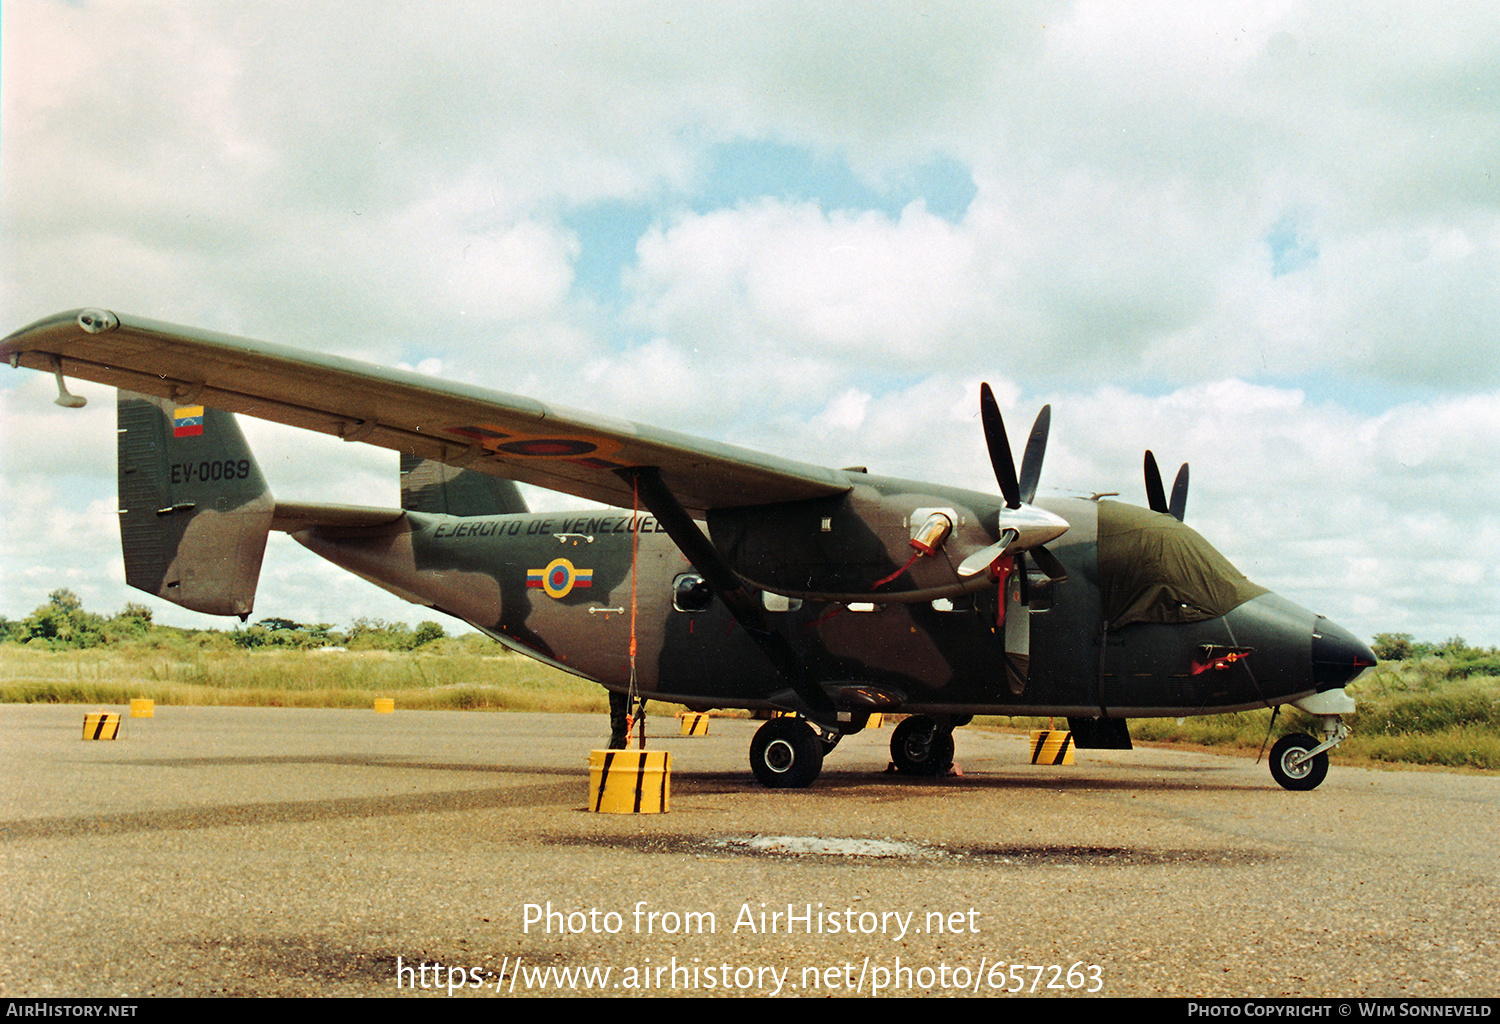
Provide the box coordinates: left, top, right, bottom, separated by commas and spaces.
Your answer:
749, 717, 826, 788
746, 712, 869, 788
749, 713, 963, 787
889, 715, 956, 776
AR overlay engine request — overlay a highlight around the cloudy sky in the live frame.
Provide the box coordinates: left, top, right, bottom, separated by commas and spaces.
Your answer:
3, 1, 1498, 646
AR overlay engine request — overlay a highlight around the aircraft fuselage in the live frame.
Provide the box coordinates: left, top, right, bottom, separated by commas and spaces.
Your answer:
291, 490, 1366, 721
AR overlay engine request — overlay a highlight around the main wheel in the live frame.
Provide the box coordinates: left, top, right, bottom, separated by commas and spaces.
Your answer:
890, 715, 955, 776
750, 718, 825, 788
1269, 732, 1328, 791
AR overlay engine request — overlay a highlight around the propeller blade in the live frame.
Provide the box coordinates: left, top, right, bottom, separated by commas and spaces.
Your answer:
1029, 544, 1069, 582
957, 529, 1018, 577
1144, 450, 1168, 515
1014, 545, 1068, 606
1169, 463, 1189, 522
1018, 404, 1050, 505
980, 383, 1021, 509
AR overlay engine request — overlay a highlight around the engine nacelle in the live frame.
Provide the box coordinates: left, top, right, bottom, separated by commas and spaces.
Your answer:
707, 477, 1019, 602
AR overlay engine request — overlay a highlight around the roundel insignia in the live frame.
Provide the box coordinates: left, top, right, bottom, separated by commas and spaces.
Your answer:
489, 433, 623, 461
444, 427, 627, 470
529, 557, 594, 599
497, 438, 598, 458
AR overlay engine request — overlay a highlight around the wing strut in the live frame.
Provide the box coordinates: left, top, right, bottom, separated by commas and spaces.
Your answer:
616, 466, 837, 724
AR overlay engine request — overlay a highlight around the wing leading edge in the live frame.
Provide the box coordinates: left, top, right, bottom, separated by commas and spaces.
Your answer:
3, 309, 852, 516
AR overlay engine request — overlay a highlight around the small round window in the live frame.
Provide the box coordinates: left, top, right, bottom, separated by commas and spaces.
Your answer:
673, 573, 713, 612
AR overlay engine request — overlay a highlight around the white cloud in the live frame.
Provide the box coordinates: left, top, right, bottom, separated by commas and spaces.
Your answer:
627, 201, 983, 366
5, 0, 1500, 647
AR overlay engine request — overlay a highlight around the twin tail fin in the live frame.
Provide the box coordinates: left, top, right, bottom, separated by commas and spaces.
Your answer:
116, 392, 273, 619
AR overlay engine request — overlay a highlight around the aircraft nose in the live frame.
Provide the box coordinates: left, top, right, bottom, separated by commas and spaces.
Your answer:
1311, 617, 1376, 690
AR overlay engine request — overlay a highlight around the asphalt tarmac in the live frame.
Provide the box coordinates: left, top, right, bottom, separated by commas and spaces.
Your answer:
1, 703, 1496, 999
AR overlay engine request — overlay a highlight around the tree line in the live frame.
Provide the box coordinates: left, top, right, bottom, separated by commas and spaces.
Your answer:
1369, 632, 1500, 679
0, 589, 448, 652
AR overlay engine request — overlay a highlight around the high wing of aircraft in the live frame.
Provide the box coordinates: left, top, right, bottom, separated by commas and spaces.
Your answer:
7, 309, 853, 514
4, 309, 1377, 790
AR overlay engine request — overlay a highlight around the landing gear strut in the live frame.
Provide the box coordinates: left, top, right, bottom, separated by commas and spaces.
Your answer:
890, 715, 955, 776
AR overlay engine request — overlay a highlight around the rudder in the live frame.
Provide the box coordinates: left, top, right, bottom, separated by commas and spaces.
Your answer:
117, 392, 274, 618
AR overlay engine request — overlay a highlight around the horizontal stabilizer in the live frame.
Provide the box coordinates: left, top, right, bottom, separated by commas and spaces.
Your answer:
400, 452, 527, 516
270, 502, 406, 533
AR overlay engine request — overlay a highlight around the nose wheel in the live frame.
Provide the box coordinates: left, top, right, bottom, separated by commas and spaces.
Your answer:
1268, 733, 1328, 790
1267, 714, 1347, 791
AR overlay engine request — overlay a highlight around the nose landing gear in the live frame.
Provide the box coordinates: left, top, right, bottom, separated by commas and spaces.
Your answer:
1268, 712, 1349, 791
1269, 733, 1328, 790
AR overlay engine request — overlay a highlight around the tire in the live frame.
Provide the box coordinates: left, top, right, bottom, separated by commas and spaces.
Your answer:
1269, 732, 1329, 791
750, 718, 825, 788
890, 715, 955, 776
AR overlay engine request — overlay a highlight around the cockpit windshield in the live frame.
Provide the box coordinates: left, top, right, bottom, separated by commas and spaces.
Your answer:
1097, 501, 1267, 630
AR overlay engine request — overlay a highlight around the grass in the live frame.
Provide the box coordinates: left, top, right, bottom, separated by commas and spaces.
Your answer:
3, 643, 1496, 771
0, 642, 612, 713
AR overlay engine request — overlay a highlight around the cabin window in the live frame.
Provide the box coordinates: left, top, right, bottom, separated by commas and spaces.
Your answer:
672, 573, 713, 612
762, 592, 803, 612
1096, 500, 1267, 629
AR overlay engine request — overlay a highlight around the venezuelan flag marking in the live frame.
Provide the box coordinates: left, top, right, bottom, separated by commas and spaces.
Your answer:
173, 406, 205, 438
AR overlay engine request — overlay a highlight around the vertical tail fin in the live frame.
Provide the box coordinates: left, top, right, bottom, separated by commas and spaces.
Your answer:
117, 392, 274, 618
400, 453, 527, 516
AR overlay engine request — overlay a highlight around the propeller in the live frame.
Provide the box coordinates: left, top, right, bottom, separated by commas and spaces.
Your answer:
1143, 451, 1190, 521
958, 385, 1069, 579
979, 383, 1022, 508
1170, 464, 1189, 522
1018, 403, 1049, 505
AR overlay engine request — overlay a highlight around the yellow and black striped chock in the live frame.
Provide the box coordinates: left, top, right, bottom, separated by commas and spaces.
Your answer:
587, 749, 670, 813
1029, 729, 1075, 765
82, 712, 121, 741
678, 712, 710, 736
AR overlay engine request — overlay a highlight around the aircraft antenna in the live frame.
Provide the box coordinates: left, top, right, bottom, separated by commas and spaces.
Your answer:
1256, 705, 1281, 764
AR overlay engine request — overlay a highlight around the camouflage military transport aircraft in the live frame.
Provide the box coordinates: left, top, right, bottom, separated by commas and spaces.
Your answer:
4, 309, 1376, 790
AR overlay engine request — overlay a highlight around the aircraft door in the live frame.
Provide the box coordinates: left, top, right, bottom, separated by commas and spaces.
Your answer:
998, 557, 1030, 696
